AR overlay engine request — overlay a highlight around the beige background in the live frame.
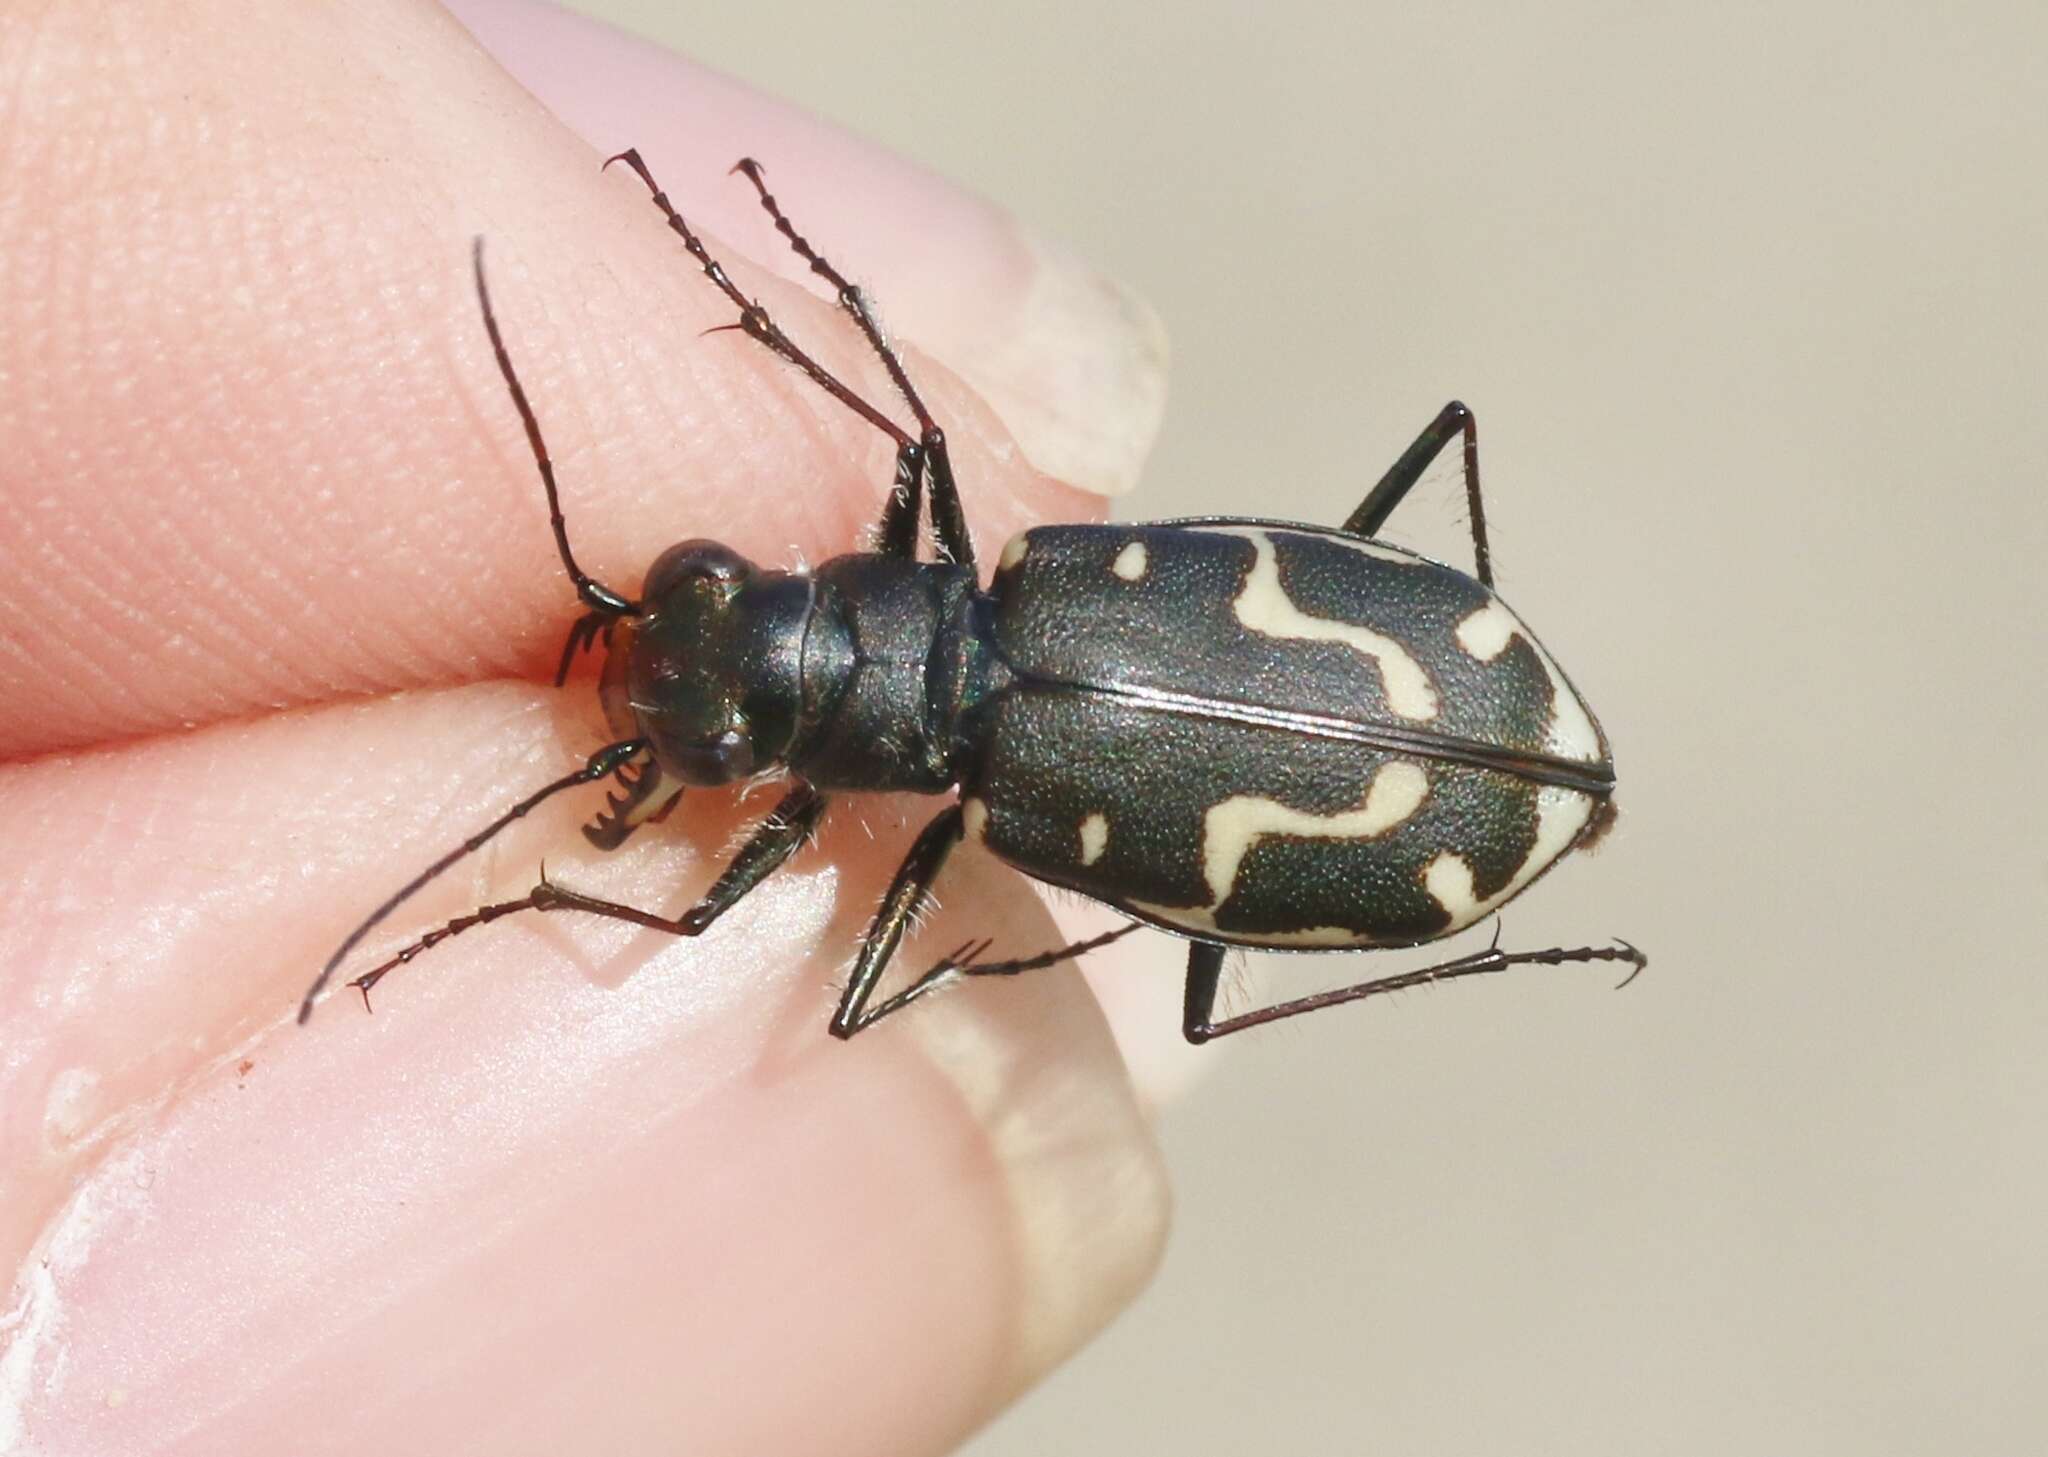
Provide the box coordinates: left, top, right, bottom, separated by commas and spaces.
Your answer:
563, 3, 2044, 1452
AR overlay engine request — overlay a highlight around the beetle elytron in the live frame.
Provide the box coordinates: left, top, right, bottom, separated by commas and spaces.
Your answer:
298, 150, 1640, 1039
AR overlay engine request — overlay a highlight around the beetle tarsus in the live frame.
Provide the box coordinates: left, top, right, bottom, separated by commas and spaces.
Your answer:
1180, 933, 1648, 1043
724, 149, 975, 567
297, 739, 644, 1023
603, 145, 919, 463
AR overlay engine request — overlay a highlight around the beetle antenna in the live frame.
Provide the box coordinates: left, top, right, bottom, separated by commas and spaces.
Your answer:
298, 739, 647, 1023
472, 237, 639, 620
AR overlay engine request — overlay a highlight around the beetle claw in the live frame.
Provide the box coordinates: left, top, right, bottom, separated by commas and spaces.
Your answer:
1611, 938, 1648, 990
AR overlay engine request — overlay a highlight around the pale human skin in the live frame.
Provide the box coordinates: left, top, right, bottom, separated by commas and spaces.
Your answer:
0, 2, 1177, 1451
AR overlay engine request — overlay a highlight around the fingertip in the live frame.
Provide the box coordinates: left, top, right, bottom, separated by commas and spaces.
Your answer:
3, 689, 1168, 1451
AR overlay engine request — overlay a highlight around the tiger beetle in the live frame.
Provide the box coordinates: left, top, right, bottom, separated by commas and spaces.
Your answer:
297, 150, 1641, 1039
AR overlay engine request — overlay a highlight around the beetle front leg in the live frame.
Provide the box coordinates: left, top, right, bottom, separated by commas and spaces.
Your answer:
675, 781, 830, 934
1342, 400, 1494, 587
605, 147, 938, 563
829, 804, 964, 1038
730, 158, 975, 572
874, 440, 927, 559
340, 783, 826, 1010
1180, 935, 1645, 1043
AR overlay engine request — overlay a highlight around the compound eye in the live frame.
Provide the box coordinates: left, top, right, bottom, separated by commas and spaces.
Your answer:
669, 726, 756, 784
644, 539, 751, 600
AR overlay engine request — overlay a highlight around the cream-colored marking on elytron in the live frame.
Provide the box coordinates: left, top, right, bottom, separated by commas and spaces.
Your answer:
1126, 761, 1429, 943
1454, 601, 1517, 661
1234, 922, 1365, 947
998, 533, 1031, 572
1121, 904, 1378, 949
1227, 531, 1439, 721
1456, 596, 1602, 763
1201, 760, 1428, 905
1531, 642, 1602, 762
961, 797, 989, 843
1423, 785, 1595, 932
1455, 589, 1604, 762
1112, 541, 1148, 581
1078, 812, 1109, 865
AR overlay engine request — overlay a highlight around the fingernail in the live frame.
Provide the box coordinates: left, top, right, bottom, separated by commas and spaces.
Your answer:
953, 225, 1170, 500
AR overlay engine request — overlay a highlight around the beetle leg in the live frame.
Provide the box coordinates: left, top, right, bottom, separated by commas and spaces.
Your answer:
829, 805, 964, 1038
338, 783, 829, 1008
348, 887, 568, 1010
673, 781, 829, 934
730, 158, 974, 572
1342, 400, 1494, 587
874, 440, 928, 560
1180, 935, 1646, 1044
340, 880, 696, 1009
1180, 942, 1231, 1043
604, 148, 942, 563
299, 738, 647, 1022
932, 921, 1145, 979
845, 921, 1148, 1028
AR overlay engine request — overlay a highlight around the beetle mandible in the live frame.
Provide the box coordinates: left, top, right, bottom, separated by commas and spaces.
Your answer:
298, 150, 1641, 1040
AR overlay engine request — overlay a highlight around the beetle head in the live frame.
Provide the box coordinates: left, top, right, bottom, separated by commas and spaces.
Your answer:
600, 540, 812, 785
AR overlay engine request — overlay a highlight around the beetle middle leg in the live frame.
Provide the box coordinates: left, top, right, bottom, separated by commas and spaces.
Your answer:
837, 922, 1148, 1032
1343, 400, 1494, 587
1178, 935, 1645, 1044
604, 148, 949, 565
830, 804, 964, 1038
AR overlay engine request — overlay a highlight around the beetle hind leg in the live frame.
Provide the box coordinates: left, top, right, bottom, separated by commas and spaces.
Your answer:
1343, 400, 1494, 587
937, 921, 1145, 980
1180, 934, 1645, 1044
